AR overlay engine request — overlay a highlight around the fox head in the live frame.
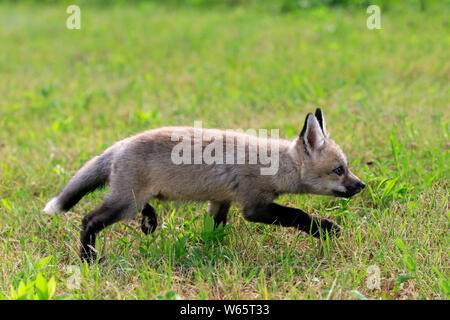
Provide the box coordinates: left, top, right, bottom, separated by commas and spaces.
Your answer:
289, 108, 365, 198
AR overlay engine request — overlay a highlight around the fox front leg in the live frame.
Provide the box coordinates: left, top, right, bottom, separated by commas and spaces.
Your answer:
141, 203, 158, 235
208, 201, 231, 228
242, 203, 341, 238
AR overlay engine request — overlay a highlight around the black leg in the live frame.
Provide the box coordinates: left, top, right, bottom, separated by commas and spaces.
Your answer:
243, 203, 341, 238
208, 201, 231, 228
141, 203, 157, 235
80, 202, 126, 262
214, 203, 231, 228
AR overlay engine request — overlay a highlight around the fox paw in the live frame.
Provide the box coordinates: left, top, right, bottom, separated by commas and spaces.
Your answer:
79, 245, 104, 264
310, 217, 342, 238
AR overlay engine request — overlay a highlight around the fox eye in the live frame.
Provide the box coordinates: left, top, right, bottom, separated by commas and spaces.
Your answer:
332, 166, 345, 176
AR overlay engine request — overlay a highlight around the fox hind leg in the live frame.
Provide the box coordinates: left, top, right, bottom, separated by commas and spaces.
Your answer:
80, 199, 142, 262
141, 203, 157, 235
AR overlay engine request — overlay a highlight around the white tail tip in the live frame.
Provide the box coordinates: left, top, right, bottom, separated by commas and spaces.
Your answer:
43, 197, 61, 215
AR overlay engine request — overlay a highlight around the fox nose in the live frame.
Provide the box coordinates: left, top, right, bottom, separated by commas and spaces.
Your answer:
346, 181, 365, 195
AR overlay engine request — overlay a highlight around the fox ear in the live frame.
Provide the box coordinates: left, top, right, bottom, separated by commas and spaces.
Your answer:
300, 112, 326, 154
314, 108, 329, 137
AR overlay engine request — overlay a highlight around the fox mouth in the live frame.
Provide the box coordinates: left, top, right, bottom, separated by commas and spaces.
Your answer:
333, 190, 359, 198
333, 182, 366, 198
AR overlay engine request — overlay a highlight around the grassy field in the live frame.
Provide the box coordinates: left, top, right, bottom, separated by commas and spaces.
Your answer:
0, 2, 448, 300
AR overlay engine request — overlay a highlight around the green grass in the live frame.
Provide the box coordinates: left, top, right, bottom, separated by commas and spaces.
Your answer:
0, 2, 448, 299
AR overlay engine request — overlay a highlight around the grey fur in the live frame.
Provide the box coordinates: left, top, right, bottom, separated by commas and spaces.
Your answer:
55, 127, 301, 215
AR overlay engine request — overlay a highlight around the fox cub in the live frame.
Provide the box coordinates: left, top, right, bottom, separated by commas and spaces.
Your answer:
44, 108, 365, 261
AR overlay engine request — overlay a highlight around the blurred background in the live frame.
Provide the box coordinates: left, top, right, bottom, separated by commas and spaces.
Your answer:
0, 0, 448, 300
0, 0, 438, 10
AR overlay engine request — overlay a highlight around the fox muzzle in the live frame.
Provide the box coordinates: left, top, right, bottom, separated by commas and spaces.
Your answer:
333, 180, 365, 198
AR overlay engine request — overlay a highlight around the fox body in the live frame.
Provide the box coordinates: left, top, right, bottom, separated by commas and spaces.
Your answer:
44, 109, 365, 261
